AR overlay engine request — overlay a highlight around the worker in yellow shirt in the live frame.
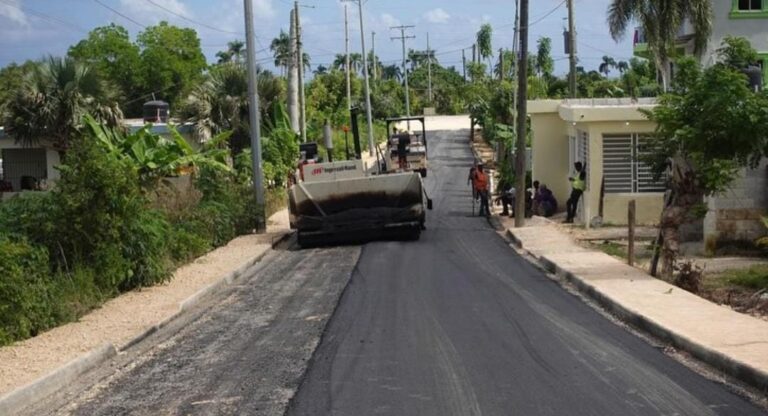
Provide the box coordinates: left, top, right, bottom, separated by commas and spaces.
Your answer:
566, 161, 586, 223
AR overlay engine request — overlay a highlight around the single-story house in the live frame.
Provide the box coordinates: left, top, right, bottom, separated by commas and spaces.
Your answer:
0, 120, 195, 200
529, 97, 767, 247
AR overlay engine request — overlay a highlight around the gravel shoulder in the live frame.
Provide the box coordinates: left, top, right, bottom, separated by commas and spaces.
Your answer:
0, 209, 291, 399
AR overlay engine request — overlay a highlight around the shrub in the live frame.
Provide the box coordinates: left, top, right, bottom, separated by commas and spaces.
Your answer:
0, 237, 53, 344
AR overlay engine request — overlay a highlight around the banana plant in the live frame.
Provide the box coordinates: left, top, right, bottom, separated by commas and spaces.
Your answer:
83, 114, 232, 188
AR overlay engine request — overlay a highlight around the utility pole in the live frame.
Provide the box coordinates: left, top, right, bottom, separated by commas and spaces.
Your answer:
287, 9, 299, 133
499, 47, 504, 81
243, 0, 264, 231
391, 25, 415, 125
344, 5, 351, 114
472, 43, 477, 63
515, 0, 529, 228
462, 48, 467, 81
371, 31, 377, 80
295, 1, 307, 142
427, 32, 433, 104
342, 0, 375, 155
567, 0, 577, 98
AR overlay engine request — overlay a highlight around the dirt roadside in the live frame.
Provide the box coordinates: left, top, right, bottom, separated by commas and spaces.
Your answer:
0, 209, 291, 398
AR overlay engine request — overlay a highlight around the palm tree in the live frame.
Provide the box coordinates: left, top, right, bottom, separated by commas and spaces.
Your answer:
182, 63, 284, 154
494, 49, 516, 80
476, 24, 493, 73
314, 65, 328, 76
227, 40, 245, 62
270, 30, 291, 75
617, 60, 629, 74
332, 53, 362, 74
381, 64, 402, 82
599, 56, 617, 76
2, 56, 122, 151
607, 0, 712, 90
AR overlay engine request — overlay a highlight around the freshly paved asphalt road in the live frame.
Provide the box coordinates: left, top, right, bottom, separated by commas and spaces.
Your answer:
287, 130, 765, 416
21, 247, 362, 416
20, 128, 764, 416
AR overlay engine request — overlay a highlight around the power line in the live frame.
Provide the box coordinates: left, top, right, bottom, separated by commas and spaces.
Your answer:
92, 0, 146, 29
142, 0, 242, 36
0, 0, 90, 34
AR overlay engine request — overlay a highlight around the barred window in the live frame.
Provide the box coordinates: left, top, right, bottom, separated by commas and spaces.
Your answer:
602, 134, 664, 193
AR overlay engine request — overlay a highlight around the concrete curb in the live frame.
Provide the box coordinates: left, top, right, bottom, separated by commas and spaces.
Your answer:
507, 228, 768, 392
0, 343, 117, 416
0, 231, 290, 415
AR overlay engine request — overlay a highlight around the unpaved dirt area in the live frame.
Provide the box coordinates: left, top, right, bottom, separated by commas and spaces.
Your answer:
0, 211, 290, 398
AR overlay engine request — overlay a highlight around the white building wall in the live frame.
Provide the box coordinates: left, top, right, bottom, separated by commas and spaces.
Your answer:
702, 0, 768, 66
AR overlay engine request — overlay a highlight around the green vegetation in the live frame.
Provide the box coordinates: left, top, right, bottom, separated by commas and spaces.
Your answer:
642, 37, 768, 276
0, 117, 272, 346
722, 265, 768, 291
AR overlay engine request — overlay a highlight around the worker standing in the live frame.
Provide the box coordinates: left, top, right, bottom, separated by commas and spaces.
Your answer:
565, 161, 586, 223
473, 163, 490, 217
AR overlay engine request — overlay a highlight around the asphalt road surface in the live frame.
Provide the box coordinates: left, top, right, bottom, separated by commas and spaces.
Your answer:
286, 130, 765, 416
21, 128, 765, 416
21, 247, 361, 416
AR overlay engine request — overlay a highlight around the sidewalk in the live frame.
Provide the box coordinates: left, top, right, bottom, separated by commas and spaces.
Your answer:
0, 209, 291, 404
505, 218, 768, 391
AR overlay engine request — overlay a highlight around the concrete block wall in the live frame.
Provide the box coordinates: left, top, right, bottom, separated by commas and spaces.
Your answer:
704, 160, 768, 245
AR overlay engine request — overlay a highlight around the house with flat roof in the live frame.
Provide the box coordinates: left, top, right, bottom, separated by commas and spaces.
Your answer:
0, 120, 195, 200
529, 97, 767, 248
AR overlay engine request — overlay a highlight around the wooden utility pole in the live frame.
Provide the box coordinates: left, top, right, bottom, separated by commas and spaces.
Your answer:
427, 32, 433, 103
295, 1, 307, 142
243, 0, 264, 230
499, 47, 504, 81
515, 0, 529, 228
391, 25, 415, 125
462, 48, 467, 81
342, 0, 375, 155
344, 5, 351, 113
628, 200, 636, 266
472, 43, 477, 63
567, 0, 577, 97
371, 31, 377, 80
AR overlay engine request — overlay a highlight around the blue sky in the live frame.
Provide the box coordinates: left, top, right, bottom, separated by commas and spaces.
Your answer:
0, 0, 636, 74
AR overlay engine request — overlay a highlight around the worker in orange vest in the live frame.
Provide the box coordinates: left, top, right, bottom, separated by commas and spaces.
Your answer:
472, 163, 490, 217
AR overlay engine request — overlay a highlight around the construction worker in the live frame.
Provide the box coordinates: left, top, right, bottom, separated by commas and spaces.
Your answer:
468, 162, 478, 200
566, 161, 586, 223
473, 163, 490, 217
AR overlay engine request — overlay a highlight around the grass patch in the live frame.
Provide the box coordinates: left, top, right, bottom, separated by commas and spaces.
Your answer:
719, 265, 768, 290
594, 240, 654, 261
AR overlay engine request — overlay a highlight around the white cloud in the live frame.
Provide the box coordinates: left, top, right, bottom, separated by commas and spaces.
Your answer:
424, 8, 450, 24
119, 0, 192, 21
0, 0, 28, 27
380, 13, 400, 28
253, 0, 275, 19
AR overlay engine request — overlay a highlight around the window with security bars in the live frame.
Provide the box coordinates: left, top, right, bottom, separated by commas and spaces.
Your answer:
602, 134, 665, 193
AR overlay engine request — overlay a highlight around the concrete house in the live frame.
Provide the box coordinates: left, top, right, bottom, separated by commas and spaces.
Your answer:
634, 0, 768, 86
529, 98, 664, 227
0, 118, 195, 200
529, 97, 768, 248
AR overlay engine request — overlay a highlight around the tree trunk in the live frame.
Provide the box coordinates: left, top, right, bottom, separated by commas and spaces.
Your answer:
658, 156, 702, 279
658, 56, 671, 93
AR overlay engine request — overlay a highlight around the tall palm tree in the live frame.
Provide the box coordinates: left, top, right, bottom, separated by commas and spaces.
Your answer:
617, 60, 629, 74
607, 0, 712, 91
227, 40, 245, 63
476, 24, 494, 73
599, 55, 617, 76
381, 64, 402, 82
333, 53, 363, 74
270, 30, 291, 75
2, 56, 122, 151
182, 63, 284, 153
